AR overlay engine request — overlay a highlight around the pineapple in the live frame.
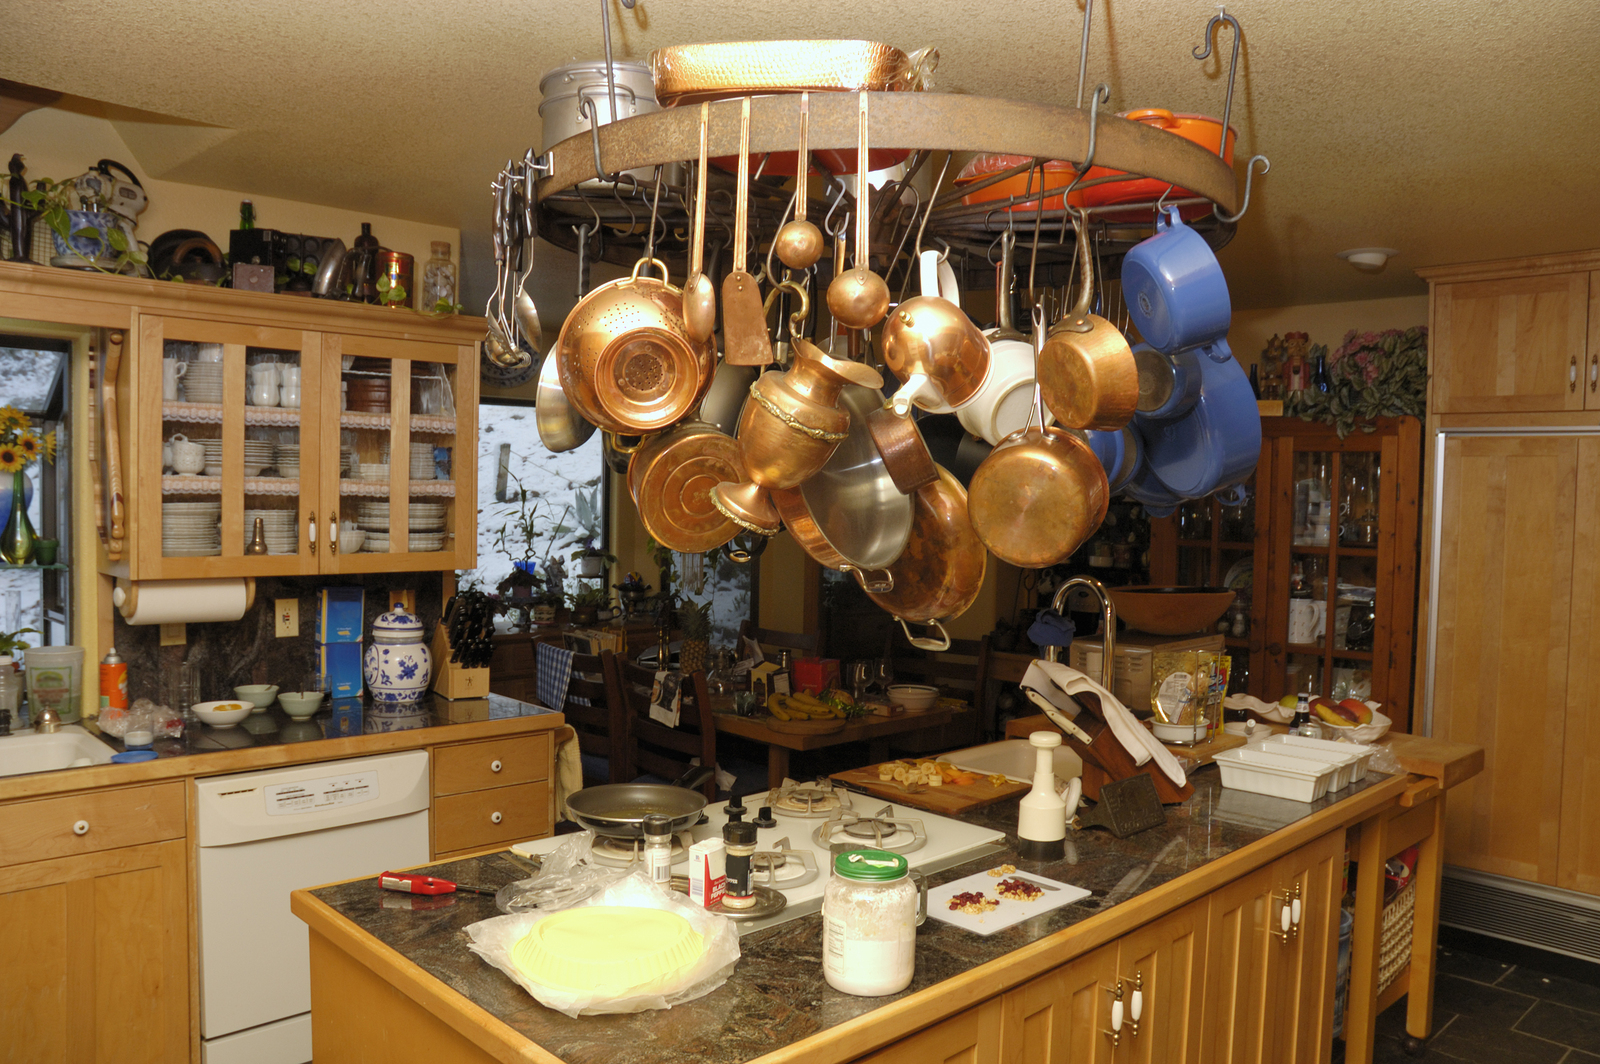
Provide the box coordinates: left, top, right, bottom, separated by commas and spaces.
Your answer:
679, 599, 711, 674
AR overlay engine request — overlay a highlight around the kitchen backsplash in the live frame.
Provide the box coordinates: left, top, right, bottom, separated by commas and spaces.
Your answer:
115, 575, 444, 705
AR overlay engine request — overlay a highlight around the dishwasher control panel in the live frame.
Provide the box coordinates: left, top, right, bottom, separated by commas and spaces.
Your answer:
267, 769, 379, 816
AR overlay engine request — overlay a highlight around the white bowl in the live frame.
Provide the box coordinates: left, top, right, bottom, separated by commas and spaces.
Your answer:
278, 691, 325, 719
233, 684, 280, 710
886, 684, 940, 711
339, 527, 365, 552
192, 700, 252, 728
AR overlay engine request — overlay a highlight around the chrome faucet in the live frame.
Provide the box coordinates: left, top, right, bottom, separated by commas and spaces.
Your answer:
1046, 576, 1117, 690
33, 705, 62, 733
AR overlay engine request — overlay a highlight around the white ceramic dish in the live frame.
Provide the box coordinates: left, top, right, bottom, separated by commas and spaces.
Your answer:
1245, 739, 1357, 790
1151, 718, 1209, 744
1262, 733, 1375, 783
1213, 746, 1337, 802
277, 691, 325, 720
233, 684, 280, 711
192, 700, 252, 728
886, 684, 940, 711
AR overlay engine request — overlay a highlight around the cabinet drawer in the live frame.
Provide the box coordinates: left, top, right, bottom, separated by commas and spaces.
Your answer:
433, 733, 550, 796
0, 782, 185, 867
433, 782, 550, 855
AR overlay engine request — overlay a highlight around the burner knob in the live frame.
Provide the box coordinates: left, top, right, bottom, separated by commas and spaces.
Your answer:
752, 806, 777, 828
725, 794, 748, 821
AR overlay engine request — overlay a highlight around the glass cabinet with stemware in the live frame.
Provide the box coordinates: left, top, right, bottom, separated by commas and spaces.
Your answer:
111, 295, 480, 581
1148, 416, 1423, 729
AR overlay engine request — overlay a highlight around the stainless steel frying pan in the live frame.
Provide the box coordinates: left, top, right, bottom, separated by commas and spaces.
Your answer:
563, 766, 714, 837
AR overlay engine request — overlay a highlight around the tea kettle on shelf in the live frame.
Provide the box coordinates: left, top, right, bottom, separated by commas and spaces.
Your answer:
73, 159, 147, 244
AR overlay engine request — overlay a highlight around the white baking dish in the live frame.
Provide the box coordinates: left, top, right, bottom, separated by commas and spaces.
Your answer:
1261, 733, 1375, 783
1213, 746, 1337, 802
1246, 740, 1359, 790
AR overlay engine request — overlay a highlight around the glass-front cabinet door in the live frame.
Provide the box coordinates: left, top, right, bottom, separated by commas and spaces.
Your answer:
133, 316, 322, 580
319, 333, 477, 574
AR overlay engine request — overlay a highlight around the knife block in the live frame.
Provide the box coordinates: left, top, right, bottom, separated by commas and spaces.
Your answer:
430, 627, 490, 700
1057, 691, 1195, 806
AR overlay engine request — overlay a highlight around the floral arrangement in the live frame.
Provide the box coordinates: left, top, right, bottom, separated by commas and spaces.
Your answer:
1285, 326, 1428, 437
0, 405, 55, 474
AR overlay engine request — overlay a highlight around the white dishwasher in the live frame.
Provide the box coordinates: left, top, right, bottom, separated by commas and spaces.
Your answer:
195, 749, 431, 1064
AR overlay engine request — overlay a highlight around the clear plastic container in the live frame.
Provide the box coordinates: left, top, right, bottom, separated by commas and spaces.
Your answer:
24, 645, 85, 724
822, 849, 926, 997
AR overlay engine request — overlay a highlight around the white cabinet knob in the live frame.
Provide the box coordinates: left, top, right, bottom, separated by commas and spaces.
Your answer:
1291, 897, 1303, 929
1111, 997, 1123, 1033
73, 820, 89, 836
1130, 986, 1143, 1024
490, 811, 503, 824
490, 759, 502, 773
1281, 903, 1292, 935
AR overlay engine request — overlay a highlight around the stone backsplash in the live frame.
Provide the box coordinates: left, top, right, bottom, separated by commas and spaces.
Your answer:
115, 574, 444, 705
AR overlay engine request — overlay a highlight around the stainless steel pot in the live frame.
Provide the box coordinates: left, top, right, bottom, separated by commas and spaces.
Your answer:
538, 59, 679, 188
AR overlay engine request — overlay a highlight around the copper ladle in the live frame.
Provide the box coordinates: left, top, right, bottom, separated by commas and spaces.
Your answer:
826, 92, 890, 331
774, 93, 824, 271
722, 97, 773, 366
682, 102, 716, 344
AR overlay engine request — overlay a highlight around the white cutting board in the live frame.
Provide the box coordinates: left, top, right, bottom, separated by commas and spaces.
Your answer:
925, 867, 1091, 936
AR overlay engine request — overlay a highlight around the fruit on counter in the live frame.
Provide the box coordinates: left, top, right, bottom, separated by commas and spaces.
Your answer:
766, 691, 846, 721
1279, 694, 1300, 710
1311, 696, 1359, 728
876, 758, 980, 787
1339, 698, 1375, 725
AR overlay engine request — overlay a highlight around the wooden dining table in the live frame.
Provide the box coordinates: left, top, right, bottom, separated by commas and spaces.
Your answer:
713, 704, 963, 787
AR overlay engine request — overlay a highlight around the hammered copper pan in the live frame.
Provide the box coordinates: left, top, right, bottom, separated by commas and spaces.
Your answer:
866, 464, 986, 651
1037, 216, 1138, 431
629, 421, 743, 553
866, 404, 938, 494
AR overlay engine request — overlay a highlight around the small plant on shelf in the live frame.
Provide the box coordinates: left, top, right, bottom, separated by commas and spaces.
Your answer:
568, 487, 615, 577
0, 625, 40, 657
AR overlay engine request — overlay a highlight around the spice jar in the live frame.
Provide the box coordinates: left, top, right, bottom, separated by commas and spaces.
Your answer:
822, 849, 927, 996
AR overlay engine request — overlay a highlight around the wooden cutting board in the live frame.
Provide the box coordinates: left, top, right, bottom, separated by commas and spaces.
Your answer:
830, 763, 1031, 815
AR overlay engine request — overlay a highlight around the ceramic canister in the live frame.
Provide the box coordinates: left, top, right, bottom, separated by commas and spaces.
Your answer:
363, 603, 432, 703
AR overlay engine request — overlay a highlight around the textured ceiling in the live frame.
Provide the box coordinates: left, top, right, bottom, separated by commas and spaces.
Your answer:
2, 0, 1598, 308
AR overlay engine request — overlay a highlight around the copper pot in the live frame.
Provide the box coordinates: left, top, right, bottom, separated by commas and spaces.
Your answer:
866, 465, 987, 651
629, 421, 743, 553
554, 257, 717, 434
866, 404, 938, 494
968, 309, 1110, 569
1037, 216, 1139, 431
880, 295, 992, 417
712, 337, 882, 534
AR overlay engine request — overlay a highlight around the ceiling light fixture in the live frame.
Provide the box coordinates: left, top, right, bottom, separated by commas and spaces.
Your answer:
1338, 247, 1400, 270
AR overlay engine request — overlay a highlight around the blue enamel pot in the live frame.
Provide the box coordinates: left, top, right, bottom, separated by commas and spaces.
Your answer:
1121, 205, 1231, 353
1083, 425, 1142, 493
1132, 343, 1203, 420
1120, 460, 1183, 519
1134, 340, 1261, 499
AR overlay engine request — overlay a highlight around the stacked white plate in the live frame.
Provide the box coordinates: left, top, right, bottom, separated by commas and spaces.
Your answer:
358, 463, 390, 482
354, 501, 446, 532
363, 531, 447, 552
276, 442, 300, 479
163, 501, 221, 556
244, 509, 298, 554
409, 442, 436, 480
197, 439, 275, 477
184, 361, 224, 404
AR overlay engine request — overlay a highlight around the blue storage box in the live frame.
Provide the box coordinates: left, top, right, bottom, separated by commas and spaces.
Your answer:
318, 641, 364, 698
316, 587, 365, 643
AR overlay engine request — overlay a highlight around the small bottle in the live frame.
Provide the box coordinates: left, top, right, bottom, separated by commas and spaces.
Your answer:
238, 200, 255, 230
642, 813, 674, 886
722, 820, 758, 909
99, 647, 128, 713
420, 241, 457, 312
1290, 693, 1319, 738
1312, 353, 1332, 393
773, 648, 793, 697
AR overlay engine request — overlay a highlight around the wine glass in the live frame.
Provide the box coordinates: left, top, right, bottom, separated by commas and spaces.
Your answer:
849, 661, 872, 703
874, 658, 895, 694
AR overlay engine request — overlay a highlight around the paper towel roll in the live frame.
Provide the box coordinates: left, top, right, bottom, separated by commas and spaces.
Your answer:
114, 578, 257, 625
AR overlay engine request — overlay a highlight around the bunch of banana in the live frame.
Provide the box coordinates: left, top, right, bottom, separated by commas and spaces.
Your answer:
766, 691, 847, 721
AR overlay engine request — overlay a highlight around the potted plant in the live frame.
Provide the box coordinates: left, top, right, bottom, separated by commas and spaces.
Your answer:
678, 598, 711, 674
570, 584, 608, 626
531, 582, 565, 626
5, 172, 144, 273
0, 625, 40, 659
568, 487, 615, 577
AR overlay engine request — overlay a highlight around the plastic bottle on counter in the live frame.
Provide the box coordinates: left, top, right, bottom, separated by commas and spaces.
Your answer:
0, 656, 19, 725
642, 813, 674, 886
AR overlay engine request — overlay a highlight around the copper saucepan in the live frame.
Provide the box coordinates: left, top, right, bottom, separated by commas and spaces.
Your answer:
1037, 215, 1139, 431
866, 403, 938, 494
866, 464, 987, 651
968, 307, 1110, 569
555, 256, 717, 434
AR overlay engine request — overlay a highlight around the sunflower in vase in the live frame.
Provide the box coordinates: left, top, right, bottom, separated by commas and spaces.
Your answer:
0, 405, 56, 564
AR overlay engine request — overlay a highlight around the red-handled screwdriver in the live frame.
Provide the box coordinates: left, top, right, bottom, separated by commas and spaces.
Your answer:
379, 871, 498, 896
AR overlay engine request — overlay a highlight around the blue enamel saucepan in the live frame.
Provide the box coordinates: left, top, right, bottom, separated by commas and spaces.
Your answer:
1133, 339, 1261, 500
1121, 205, 1231, 353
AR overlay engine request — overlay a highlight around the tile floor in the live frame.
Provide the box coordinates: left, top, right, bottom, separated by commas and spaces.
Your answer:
1355, 930, 1600, 1063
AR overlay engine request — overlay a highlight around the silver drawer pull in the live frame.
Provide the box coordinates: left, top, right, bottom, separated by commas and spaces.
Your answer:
490, 811, 503, 824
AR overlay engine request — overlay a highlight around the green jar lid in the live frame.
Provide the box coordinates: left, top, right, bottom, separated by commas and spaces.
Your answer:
833, 848, 909, 881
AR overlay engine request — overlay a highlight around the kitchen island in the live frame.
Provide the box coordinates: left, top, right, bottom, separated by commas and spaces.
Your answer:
291, 735, 1478, 1064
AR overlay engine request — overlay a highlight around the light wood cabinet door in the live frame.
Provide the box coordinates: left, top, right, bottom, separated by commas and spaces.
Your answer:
1431, 273, 1589, 413
1200, 860, 1277, 1064
854, 996, 1003, 1064
997, 940, 1121, 1064
0, 839, 189, 1064
1267, 830, 1344, 1064
1118, 899, 1208, 1064
1561, 436, 1600, 892
1431, 435, 1576, 884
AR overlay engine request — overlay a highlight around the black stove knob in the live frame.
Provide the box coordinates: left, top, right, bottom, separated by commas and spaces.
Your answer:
752, 805, 777, 828
725, 793, 748, 821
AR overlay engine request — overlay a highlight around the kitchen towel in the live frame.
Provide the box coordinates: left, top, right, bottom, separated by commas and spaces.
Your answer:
1021, 659, 1187, 787
536, 641, 575, 711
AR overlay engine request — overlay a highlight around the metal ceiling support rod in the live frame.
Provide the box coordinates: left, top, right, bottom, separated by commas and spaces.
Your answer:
1192, 5, 1242, 160
1075, 0, 1095, 109
600, 0, 638, 131
1213, 154, 1269, 224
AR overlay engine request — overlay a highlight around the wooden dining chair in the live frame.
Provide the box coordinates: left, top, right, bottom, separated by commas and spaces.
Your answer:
737, 619, 821, 659
879, 633, 989, 753
602, 650, 720, 801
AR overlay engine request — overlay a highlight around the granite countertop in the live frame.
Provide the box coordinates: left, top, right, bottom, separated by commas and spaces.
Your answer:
306, 768, 1395, 1064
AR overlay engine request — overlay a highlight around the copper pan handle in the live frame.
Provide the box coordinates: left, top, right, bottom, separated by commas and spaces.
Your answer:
726, 547, 753, 563
897, 617, 951, 652
842, 565, 893, 594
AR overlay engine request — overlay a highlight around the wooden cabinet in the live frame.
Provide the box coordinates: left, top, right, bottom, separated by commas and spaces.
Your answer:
1118, 900, 1208, 1064
996, 941, 1121, 1064
1419, 250, 1600, 898
430, 733, 554, 859
1150, 418, 1422, 727
856, 997, 1004, 1064
0, 783, 189, 1064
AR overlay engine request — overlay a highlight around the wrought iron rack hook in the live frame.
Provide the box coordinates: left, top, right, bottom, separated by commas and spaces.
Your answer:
1193, 6, 1242, 159
1214, 154, 1269, 224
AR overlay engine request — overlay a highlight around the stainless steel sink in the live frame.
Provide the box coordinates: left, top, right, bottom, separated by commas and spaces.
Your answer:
0, 725, 117, 777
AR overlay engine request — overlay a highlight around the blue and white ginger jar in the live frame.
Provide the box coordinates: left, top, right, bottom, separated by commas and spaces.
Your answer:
363, 603, 431, 703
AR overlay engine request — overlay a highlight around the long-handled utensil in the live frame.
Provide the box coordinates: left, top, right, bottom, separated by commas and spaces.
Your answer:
722, 97, 772, 366
682, 103, 716, 344
774, 93, 824, 271
827, 92, 890, 331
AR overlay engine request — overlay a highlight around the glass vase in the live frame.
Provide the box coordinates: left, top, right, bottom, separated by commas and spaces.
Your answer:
1, 469, 36, 564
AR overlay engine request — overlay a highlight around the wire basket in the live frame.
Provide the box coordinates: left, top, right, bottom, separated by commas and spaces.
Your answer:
1378, 879, 1416, 994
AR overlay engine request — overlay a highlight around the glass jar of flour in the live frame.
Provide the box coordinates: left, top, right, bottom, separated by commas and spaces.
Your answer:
822, 849, 927, 996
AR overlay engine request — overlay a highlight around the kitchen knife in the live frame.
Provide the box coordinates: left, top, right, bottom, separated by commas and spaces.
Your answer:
379, 871, 498, 897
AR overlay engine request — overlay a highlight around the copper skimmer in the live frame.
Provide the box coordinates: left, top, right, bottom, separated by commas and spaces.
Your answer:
682, 102, 716, 344
722, 97, 772, 366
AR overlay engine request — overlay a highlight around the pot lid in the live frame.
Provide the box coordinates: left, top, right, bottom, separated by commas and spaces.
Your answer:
372, 603, 423, 640
833, 848, 908, 881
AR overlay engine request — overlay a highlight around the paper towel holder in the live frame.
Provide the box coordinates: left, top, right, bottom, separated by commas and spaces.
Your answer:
113, 578, 257, 624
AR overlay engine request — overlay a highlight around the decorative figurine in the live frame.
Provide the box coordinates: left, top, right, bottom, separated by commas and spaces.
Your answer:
1259, 333, 1285, 400
1, 154, 38, 263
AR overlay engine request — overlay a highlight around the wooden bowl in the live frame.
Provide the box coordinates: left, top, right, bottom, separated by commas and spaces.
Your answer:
1107, 585, 1236, 635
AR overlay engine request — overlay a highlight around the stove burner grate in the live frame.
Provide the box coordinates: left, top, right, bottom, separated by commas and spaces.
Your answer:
812, 808, 927, 854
